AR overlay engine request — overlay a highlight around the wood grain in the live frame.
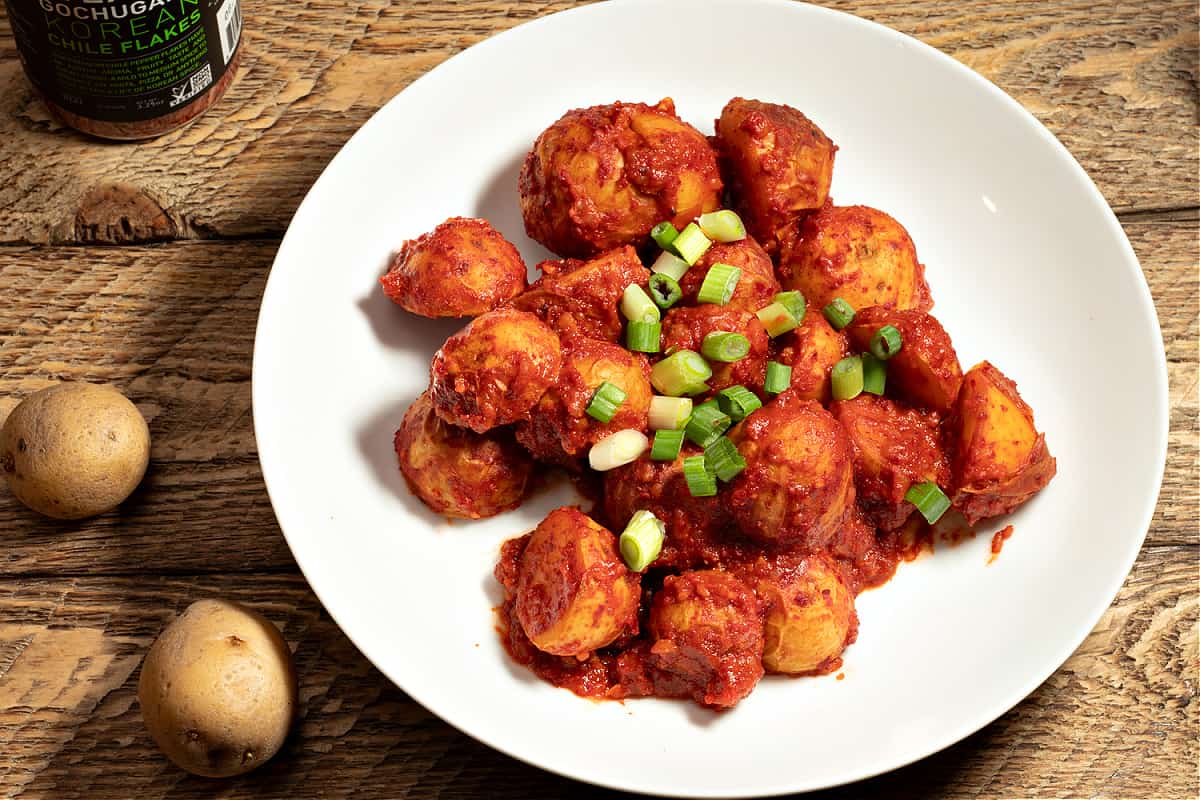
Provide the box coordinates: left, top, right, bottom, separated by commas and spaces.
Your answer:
0, 544, 1193, 799
0, 0, 1196, 245
0, 214, 1194, 576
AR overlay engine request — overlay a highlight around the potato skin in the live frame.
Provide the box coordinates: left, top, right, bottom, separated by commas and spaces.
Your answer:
779, 204, 933, 313
515, 335, 651, 467
735, 553, 857, 675
394, 391, 532, 519
514, 507, 640, 657
520, 98, 723, 258
776, 308, 850, 404
429, 308, 562, 433
714, 98, 836, 254
0, 383, 149, 520
380, 217, 527, 318
660, 306, 770, 395
646, 570, 764, 708
138, 599, 297, 778
509, 246, 649, 342
846, 307, 963, 414
949, 361, 1056, 523
831, 394, 950, 531
677, 236, 780, 313
727, 392, 855, 550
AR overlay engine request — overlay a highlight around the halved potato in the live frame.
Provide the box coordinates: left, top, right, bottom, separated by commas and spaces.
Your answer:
846, 307, 962, 414
776, 307, 849, 404
949, 361, 1056, 523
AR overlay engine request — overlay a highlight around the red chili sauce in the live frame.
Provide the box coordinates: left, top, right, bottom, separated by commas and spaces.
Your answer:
988, 525, 1015, 564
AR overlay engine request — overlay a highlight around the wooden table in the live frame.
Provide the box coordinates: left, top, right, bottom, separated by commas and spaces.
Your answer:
0, 1, 1195, 797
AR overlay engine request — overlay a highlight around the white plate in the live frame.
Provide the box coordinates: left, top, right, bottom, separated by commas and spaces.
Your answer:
252, 1, 1168, 795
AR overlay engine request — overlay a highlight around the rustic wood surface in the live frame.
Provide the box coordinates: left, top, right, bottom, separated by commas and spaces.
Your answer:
0, 0, 1195, 798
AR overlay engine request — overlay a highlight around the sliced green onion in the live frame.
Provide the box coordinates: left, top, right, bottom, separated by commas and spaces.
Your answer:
651, 250, 690, 282
626, 320, 662, 353
650, 221, 679, 252
831, 356, 864, 401
701, 331, 750, 362
694, 397, 720, 414
619, 509, 666, 572
697, 210, 747, 243
650, 350, 712, 397
588, 429, 648, 471
684, 402, 731, 448
862, 352, 887, 395
648, 396, 693, 430
756, 301, 799, 337
672, 222, 712, 265
585, 381, 627, 423
682, 454, 718, 497
650, 428, 685, 461
704, 436, 747, 482
774, 291, 807, 323
716, 385, 762, 422
870, 324, 903, 360
648, 273, 682, 309
823, 297, 856, 330
764, 361, 792, 395
905, 481, 952, 524
696, 263, 742, 305
621, 283, 660, 323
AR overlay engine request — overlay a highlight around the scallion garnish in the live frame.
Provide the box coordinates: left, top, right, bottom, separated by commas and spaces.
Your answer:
621, 283, 660, 323
650, 350, 712, 397
619, 509, 666, 572
905, 481, 952, 524
862, 352, 887, 395
716, 385, 762, 422
648, 273, 682, 309
651, 250, 690, 282
774, 291, 807, 323
696, 210, 747, 242
585, 381, 627, 423
684, 402, 731, 448
650, 221, 680, 252
672, 222, 712, 265
648, 396, 693, 431
831, 356, 864, 401
823, 297, 856, 330
682, 454, 718, 497
696, 263, 742, 305
650, 428, 685, 461
756, 301, 799, 337
701, 331, 750, 362
870, 324, 902, 360
587, 429, 648, 471
626, 320, 661, 353
704, 436, 747, 482
764, 361, 792, 395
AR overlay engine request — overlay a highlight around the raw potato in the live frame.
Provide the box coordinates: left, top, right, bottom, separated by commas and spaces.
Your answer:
138, 599, 298, 778
0, 383, 150, 520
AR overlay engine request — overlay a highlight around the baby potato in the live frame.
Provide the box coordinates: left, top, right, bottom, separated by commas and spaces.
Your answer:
714, 97, 837, 254
779, 204, 933, 312
727, 393, 855, 551
514, 507, 640, 657
380, 217, 526, 318
776, 307, 850, 404
510, 245, 650, 342
831, 394, 950, 531
1, 383, 149, 520
845, 307, 963, 414
660, 306, 770, 395
949, 361, 1057, 524
395, 390, 532, 519
737, 554, 857, 675
516, 335, 651, 467
647, 570, 764, 708
520, 99, 722, 258
429, 308, 562, 433
138, 599, 297, 778
678, 236, 780, 314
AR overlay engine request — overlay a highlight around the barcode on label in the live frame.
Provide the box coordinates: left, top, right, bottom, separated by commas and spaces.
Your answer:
217, 0, 243, 65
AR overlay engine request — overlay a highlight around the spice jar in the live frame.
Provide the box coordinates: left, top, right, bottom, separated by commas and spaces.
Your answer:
4, 0, 243, 140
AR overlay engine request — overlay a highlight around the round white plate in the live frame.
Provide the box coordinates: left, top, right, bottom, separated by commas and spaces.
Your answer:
252, 0, 1168, 795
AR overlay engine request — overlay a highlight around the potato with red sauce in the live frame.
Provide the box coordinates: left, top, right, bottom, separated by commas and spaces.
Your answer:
430, 308, 562, 433
831, 394, 950, 531
775, 306, 850, 404
845, 307, 963, 414
779, 204, 933, 313
660, 306, 770, 396
714, 98, 836, 254
949, 361, 1056, 524
677, 236, 780, 314
602, 447, 736, 571
646, 570, 764, 708
726, 393, 855, 551
509, 246, 649, 342
394, 391, 532, 519
736, 553, 857, 675
516, 336, 651, 467
514, 507, 640, 658
379, 217, 527, 318
519, 99, 722, 258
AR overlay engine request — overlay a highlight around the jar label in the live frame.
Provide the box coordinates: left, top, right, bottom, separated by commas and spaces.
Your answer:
5, 0, 242, 123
